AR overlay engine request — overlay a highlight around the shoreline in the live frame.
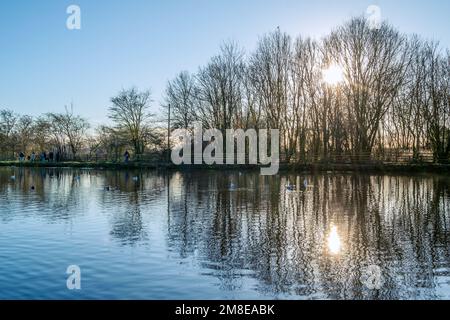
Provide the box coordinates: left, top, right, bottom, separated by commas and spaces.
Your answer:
1, 161, 450, 174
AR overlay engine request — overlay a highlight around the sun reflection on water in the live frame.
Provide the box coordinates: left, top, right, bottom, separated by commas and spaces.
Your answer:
327, 225, 342, 255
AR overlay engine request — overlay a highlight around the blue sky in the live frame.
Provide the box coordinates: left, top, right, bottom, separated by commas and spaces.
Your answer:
1, 0, 449, 125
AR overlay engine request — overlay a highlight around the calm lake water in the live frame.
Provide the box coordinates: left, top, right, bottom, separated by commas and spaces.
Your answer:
1, 167, 450, 300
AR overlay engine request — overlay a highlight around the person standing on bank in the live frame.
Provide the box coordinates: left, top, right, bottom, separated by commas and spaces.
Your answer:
124, 150, 130, 164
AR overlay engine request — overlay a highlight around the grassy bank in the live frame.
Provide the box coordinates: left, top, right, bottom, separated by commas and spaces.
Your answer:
1, 160, 450, 174
0, 161, 159, 170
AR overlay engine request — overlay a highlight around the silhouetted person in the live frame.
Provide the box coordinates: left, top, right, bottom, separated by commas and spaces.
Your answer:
124, 150, 130, 164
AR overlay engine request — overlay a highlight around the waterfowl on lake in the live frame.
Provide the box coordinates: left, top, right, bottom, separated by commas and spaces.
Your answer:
286, 184, 296, 191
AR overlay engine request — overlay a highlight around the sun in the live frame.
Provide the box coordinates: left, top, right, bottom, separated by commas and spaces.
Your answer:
322, 64, 344, 86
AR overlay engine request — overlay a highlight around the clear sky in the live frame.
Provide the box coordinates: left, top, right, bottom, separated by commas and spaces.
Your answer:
1, 0, 449, 125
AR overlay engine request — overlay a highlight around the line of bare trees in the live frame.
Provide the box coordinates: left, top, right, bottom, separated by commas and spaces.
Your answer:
1, 17, 449, 164
164, 17, 450, 164
0, 90, 163, 162
0, 106, 90, 161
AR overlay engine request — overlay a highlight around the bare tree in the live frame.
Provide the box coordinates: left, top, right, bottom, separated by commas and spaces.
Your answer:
292, 37, 324, 162
324, 17, 412, 160
248, 29, 293, 160
32, 117, 52, 153
421, 45, 450, 162
164, 71, 197, 130
48, 105, 90, 160
109, 88, 155, 158
16, 115, 34, 154
0, 109, 19, 159
95, 125, 128, 162
390, 37, 430, 161
196, 42, 245, 130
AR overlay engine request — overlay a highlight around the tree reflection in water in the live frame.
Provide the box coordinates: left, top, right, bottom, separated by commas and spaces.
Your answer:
167, 172, 450, 299
1, 168, 449, 299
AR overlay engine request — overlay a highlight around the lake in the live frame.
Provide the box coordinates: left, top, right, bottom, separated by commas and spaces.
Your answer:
0, 167, 450, 300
